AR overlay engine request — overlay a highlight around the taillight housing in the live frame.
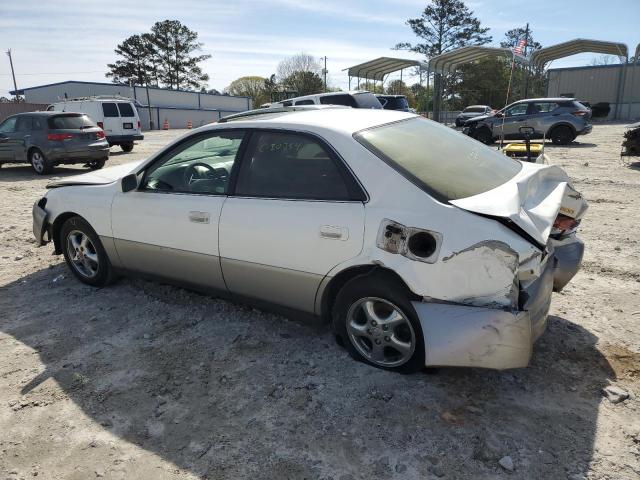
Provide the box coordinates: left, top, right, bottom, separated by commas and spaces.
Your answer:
97, 122, 104, 129
552, 213, 579, 233
137, 120, 141, 129
47, 133, 74, 141
571, 111, 588, 117
96, 131, 105, 139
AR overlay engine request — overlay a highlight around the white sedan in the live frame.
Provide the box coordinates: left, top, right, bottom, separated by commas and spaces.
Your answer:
33, 107, 587, 373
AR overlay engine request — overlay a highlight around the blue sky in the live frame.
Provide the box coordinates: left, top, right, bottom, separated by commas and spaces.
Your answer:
1, 0, 638, 96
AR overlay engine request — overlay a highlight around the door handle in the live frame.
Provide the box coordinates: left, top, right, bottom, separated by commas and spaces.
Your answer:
320, 225, 348, 241
188, 211, 210, 224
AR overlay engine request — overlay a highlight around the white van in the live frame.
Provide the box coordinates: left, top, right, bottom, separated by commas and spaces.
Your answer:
48, 97, 144, 152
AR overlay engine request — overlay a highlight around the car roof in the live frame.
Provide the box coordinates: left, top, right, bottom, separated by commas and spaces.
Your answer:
9, 111, 84, 117
377, 94, 406, 98
216, 107, 415, 135
465, 105, 490, 108
516, 97, 576, 103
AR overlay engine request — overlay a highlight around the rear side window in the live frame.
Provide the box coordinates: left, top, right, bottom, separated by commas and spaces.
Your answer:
294, 99, 315, 106
15, 116, 32, 132
353, 93, 383, 109
235, 131, 352, 200
33, 117, 45, 130
0, 117, 17, 133
48, 115, 96, 130
102, 103, 119, 117
117, 103, 135, 117
355, 117, 522, 202
464, 106, 487, 113
319, 94, 356, 107
530, 102, 558, 113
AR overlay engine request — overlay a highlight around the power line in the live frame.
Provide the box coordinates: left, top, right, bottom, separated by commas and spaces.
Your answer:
0, 71, 105, 76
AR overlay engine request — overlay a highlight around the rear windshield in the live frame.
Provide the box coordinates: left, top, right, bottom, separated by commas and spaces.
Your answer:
355, 117, 522, 201
117, 103, 135, 117
379, 96, 409, 110
319, 94, 356, 107
48, 114, 96, 130
353, 93, 383, 109
464, 106, 486, 113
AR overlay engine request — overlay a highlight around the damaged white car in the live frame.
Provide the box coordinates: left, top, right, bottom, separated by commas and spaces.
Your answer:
32, 107, 587, 373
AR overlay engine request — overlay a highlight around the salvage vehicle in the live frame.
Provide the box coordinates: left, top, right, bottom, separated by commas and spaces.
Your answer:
463, 98, 592, 145
33, 107, 587, 373
455, 105, 492, 127
48, 97, 144, 152
0, 112, 109, 174
271, 91, 382, 109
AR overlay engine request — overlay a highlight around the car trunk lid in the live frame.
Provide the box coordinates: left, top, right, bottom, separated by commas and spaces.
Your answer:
450, 162, 588, 245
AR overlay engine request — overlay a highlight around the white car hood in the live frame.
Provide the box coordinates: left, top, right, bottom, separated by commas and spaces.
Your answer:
451, 162, 588, 245
47, 160, 144, 188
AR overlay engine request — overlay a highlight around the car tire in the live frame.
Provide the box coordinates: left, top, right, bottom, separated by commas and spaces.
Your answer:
332, 271, 425, 374
550, 125, 575, 145
474, 128, 493, 145
30, 148, 52, 175
88, 159, 106, 170
60, 216, 117, 287
120, 142, 134, 153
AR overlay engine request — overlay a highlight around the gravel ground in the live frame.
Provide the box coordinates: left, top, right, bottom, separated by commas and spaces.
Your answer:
1, 125, 639, 480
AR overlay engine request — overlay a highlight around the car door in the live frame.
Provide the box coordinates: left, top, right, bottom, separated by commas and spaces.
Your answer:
494, 103, 530, 140
0, 117, 18, 161
218, 129, 366, 313
12, 116, 32, 161
110, 129, 247, 290
527, 101, 559, 137
100, 102, 121, 138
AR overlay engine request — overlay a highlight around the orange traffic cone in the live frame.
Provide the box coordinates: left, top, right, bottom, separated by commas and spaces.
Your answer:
187, 119, 193, 129
163, 118, 169, 130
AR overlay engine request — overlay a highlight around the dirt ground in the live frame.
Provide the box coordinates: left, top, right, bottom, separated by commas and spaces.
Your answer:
1, 124, 639, 480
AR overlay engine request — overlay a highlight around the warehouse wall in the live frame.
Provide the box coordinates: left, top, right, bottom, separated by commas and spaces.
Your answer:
547, 64, 640, 120
137, 107, 239, 131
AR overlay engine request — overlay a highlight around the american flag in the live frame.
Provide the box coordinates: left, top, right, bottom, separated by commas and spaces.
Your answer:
513, 38, 527, 55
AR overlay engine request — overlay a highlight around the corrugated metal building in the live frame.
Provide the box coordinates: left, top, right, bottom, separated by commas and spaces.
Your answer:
10, 80, 252, 130
547, 64, 640, 120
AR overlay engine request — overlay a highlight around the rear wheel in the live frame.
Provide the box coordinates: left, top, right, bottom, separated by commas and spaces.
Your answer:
88, 159, 106, 170
60, 216, 116, 287
30, 148, 52, 175
120, 142, 134, 152
333, 272, 425, 373
550, 125, 575, 145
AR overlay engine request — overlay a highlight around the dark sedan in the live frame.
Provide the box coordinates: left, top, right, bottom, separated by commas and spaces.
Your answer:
0, 112, 109, 174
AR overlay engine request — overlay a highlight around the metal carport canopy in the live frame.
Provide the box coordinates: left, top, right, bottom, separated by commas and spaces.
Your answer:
530, 39, 628, 68
344, 57, 428, 81
428, 46, 527, 74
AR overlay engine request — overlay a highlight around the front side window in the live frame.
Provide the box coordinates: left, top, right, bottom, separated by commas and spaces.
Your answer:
0, 117, 17, 133
294, 99, 315, 106
141, 131, 245, 195
102, 103, 119, 117
235, 131, 351, 200
355, 117, 522, 202
117, 103, 135, 117
505, 103, 528, 117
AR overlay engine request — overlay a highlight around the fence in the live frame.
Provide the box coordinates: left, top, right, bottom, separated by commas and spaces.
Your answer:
0, 103, 49, 122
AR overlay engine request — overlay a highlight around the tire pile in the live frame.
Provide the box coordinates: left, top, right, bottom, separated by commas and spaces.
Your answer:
622, 122, 640, 157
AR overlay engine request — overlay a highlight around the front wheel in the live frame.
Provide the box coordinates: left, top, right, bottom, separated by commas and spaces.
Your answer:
120, 142, 134, 152
333, 272, 425, 373
474, 128, 493, 145
30, 149, 52, 175
60, 216, 117, 287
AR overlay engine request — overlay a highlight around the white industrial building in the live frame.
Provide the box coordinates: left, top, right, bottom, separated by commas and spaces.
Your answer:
10, 80, 252, 130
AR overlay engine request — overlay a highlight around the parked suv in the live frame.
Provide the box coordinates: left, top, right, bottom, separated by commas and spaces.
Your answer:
272, 91, 382, 109
376, 95, 410, 111
0, 112, 109, 174
455, 105, 492, 127
48, 97, 143, 152
463, 98, 592, 145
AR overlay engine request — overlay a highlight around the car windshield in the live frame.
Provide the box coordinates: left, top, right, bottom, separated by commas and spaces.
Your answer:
48, 114, 95, 130
355, 117, 522, 201
464, 107, 486, 113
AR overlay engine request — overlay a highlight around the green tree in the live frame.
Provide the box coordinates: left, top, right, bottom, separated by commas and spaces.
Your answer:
457, 58, 510, 108
150, 20, 211, 90
500, 27, 542, 53
106, 34, 154, 85
225, 76, 270, 107
281, 71, 324, 97
276, 53, 324, 96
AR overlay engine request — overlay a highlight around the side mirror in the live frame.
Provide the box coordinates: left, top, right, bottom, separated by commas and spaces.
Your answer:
121, 173, 138, 193
0, 134, 8, 144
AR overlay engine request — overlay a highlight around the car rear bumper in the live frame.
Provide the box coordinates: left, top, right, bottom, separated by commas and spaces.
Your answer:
549, 234, 585, 291
49, 144, 110, 164
577, 124, 593, 136
413, 255, 554, 370
107, 134, 144, 144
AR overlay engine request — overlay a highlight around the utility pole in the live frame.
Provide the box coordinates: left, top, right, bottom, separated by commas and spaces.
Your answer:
322, 56, 328, 92
6, 49, 19, 102
523, 23, 530, 98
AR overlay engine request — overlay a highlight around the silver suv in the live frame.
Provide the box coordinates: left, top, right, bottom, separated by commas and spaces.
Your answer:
463, 98, 592, 145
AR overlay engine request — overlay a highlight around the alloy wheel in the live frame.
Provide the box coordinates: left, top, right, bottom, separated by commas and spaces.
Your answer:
66, 230, 99, 278
31, 151, 45, 173
346, 297, 416, 367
